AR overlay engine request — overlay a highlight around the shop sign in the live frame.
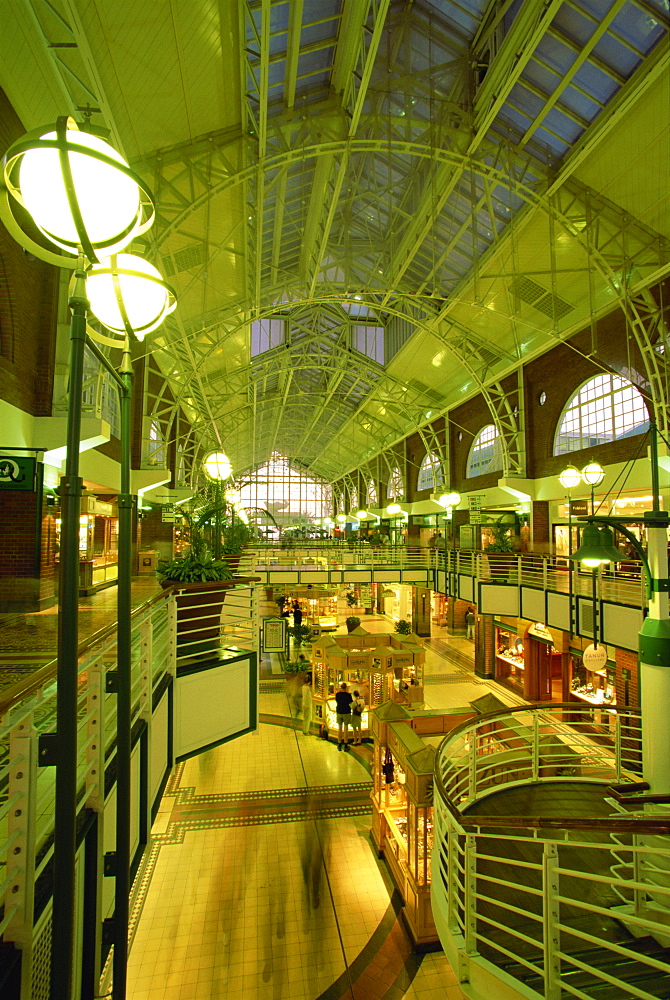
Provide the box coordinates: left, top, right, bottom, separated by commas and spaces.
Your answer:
570, 499, 590, 517
0, 455, 36, 491
582, 643, 607, 671
394, 653, 412, 666
360, 584, 372, 607
348, 655, 368, 669
468, 495, 483, 524
262, 616, 287, 653
161, 503, 175, 523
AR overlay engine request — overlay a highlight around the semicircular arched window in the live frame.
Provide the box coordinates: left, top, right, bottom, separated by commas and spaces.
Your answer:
417, 452, 443, 492
388, 467, 404, 500
467, 425, 502, 478
554, 374, 649, 456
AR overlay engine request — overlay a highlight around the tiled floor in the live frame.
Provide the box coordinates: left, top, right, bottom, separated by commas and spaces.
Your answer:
124, 610, 522, 1000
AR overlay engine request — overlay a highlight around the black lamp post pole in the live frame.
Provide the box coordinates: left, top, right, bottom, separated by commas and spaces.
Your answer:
51, 269, 88, 1000
113, 344, 134, 1000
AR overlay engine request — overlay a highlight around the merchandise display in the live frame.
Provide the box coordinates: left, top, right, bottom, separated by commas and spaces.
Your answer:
369, 700, 471, 947
310, 627, 425, 739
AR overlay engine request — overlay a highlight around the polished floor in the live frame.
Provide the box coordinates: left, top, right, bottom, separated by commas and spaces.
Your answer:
123, 609, 524, 1000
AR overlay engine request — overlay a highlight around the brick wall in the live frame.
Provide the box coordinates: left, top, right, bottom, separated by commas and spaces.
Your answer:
0, 470, 55, 611
0, 87, 59, 416
531, 500, 550, 553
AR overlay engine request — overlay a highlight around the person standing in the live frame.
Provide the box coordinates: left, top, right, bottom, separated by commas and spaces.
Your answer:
350, 690, 365, 746
335, 682, 353, 751
301, 673, 313, 736
465, 607, 475, 640
293, 600, 303, 627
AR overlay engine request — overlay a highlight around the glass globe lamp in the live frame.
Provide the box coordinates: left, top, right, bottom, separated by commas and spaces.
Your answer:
203, 452, 232, 481
2, 117, 154, 263
559, 467, 582, 490
86, 254, 176, 340
386, 503, 402, 515
581, 462, 605, 487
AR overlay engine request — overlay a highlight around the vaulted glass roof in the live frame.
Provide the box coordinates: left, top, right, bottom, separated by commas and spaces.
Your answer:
0, 0, 668, 484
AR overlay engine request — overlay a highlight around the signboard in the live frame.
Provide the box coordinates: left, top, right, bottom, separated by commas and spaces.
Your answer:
262, 616, 287, 653
0, 455, 36, 491
162, 503, 175, 523
468, 495, 483, 524
570, 499, 590, 517
360, 584, 372, 608
582, 643, 608, 671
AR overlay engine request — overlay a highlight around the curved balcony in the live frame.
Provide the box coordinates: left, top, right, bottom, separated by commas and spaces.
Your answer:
431, 703, 670, 1000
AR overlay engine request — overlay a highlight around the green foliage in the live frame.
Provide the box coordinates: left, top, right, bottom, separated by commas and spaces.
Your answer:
345, 590, 357, 608
284, 658, 311, 673
485, 516, 516, 553
345, 615, 361, 628
157, 554, 233, 584
394, 619, 412, 635
288, 623, 313, 646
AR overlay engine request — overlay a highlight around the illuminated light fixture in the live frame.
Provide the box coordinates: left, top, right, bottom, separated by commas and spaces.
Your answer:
202, 451, 232, 481
569, 523, 623, 568
355, 509, 368, 519
438, 491, 461, 507
581, 462, 605, 487
323, 517, 334, 526
336, 513, 347, 522
2, 117, 154, 264
559, 466, 582, 490
386, 503, 402, 515
86, 253, 176, 341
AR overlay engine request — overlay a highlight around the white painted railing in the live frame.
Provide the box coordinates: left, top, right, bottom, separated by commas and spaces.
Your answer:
431, 703, 670, 1000
0, 581, 258, 999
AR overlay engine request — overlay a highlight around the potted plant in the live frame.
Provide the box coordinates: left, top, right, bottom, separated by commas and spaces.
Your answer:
345, 615, 361, 633
394, 619, 412, 635
288, 623, 313, 647
158, 512, 238, 658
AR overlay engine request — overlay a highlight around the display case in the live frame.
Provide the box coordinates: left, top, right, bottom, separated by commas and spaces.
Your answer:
495, 626, 524, 692
311, 627, 425, 739
370, 700, 475, 947
570, 654, 616, 729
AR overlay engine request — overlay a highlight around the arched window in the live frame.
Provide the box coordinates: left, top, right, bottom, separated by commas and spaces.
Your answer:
554, 374, 649, 455
467, 425, 502, 478
417, 452, 443, 491
388, 466, 404, 500
367, 479, 377, 504
146, 420, 166, 467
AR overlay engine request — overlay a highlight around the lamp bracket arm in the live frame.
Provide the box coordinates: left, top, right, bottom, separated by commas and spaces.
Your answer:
584, 516, 655, 598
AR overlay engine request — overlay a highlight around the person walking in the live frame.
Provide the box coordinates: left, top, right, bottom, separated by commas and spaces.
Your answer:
334, 682, 353, 751
350, 690, 365, 745
293, 600, 303, 627
301, 673, 313, 736
465, 607, 475, 640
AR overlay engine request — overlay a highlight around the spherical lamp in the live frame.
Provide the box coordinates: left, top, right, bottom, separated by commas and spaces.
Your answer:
355, 509, 368, 519
581, 462, 605, 487
336, 513, 347, 523
2, 117, 154, 264
203, 452, 232, 481
386, 503, 402, 515
86, 253, 176, 340
559, 467, 582, 490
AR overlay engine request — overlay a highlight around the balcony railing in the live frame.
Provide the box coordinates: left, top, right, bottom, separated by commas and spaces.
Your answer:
244, 543, 646, 609
431, 703, 670, 1000
0, 581, 258, 1000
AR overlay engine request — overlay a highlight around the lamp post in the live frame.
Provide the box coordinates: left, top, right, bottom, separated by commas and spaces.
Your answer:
570, 425, 670, 795
559, 466, 584, 636
438, 492, 461, 601
1, 117, 174, 1000
203, 450, 233, 558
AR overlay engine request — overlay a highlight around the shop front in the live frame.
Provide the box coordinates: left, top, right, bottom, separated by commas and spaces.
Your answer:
493, 618, 568, 702
57, 495, 119, 595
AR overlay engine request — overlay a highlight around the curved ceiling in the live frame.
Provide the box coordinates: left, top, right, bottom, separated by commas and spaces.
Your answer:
1, 0, 668, 483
